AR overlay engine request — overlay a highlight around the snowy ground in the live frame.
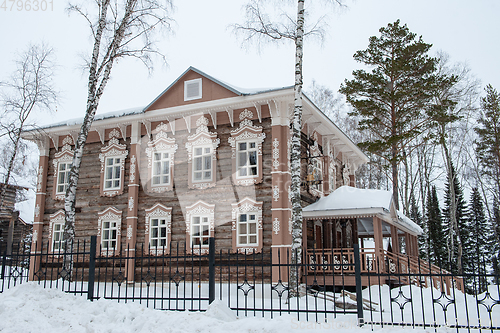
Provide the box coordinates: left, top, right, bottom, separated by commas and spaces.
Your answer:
0, 282, 456, 333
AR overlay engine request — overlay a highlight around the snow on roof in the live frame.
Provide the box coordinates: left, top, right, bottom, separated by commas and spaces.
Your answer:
303, 186, 393, 212
0, 167, 33, 189
15, 189, 35, 224
39, 106, 145, 130
303, 186, 422, 235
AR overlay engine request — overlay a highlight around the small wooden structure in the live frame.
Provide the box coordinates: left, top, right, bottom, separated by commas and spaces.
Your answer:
302, 186, 462, 293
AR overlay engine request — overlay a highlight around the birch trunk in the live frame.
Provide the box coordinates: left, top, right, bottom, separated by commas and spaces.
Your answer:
63, 0, 137, 277
289, 0, 305, 296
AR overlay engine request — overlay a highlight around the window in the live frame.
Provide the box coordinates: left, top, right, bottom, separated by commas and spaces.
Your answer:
104, 157, 121, 189
52, 222, 64, 252
185, 200, 214, 254
193, 146, 212, 182
56, 162, 71, 194
231, 198, 263, 253
97, 207, 122, 256
237, 213, 258, 246
185, 116, 219, 189
145, 203, 172, 255
237, 141, 258, 178
49, 210, 66, 253
52, 136, 74, 200
150, 217, 168, 248
184, 78, 202, 101
99, 129, 128, 197
101, 220, 118, 251
309, 158, 322, 192
228, 109, 265, 186
152, 152, 170, 186
146, 123, 177, 193
191, 215, 210, 248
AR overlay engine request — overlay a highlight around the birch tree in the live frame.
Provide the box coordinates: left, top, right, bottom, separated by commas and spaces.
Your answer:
233, 0, 345, 294
62, 0, 173, 276
0, 44, 57, 253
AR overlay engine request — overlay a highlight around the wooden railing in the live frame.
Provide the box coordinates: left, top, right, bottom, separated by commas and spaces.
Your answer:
305, 248, 464, 294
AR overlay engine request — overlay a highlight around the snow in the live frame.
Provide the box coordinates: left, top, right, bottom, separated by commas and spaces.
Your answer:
303, 186, 422, 235
304, 186, 393, 212
14, 189, 35, 224
0, 282, 458, 333
38, 106, 145, 129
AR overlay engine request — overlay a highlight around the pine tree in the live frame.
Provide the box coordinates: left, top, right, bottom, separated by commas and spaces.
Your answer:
426, 185, 447, 267
409, 194, 427, 259
468, 187, 494, 292
443, 162, 468, 273
340, 20, 442, 210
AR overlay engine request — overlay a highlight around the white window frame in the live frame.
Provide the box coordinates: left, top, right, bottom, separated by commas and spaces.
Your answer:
184, 78, 202, 101
52, 222, 64, 253
151, 151, 171, 186
101, 219, 119, 251
310, 158, 323, 192
190, 215, 210, 249
236, 140, 259, 179
237, 212, 258, 247
56, 161, 71, 194
149, 216, 169, 249
192, 145, 213, 183
104, 157, 122, 190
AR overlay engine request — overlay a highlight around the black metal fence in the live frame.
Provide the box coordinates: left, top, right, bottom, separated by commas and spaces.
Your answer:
2, 237, 500, 332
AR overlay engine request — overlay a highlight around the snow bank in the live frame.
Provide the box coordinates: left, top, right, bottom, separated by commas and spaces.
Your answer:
0, 282, 444, 333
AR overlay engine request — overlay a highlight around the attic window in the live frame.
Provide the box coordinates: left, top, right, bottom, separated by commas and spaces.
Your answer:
184, 78, 202, 101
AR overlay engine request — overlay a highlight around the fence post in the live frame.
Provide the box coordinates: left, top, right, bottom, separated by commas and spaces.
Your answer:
1, 248, 7, 279
208, 237, 215, 304
87, 236, 97, 301
353, 244, 364, 326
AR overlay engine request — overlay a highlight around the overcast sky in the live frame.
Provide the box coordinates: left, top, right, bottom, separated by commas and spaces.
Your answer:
1, 0, 499, 126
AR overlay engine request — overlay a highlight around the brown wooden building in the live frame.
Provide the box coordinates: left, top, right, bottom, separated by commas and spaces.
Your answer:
0, 183, 32, 254
23, 67, 370, 282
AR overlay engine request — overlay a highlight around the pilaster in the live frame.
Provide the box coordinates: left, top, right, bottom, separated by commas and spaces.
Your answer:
29, 137, 49, 280
125, 122, 140, 283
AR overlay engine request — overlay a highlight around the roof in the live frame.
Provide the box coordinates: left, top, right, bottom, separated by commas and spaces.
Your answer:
303, 186, 423, 235
143, 66, 292, 111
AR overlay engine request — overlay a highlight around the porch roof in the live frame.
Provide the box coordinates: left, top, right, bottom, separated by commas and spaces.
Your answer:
302, 186, 423, 236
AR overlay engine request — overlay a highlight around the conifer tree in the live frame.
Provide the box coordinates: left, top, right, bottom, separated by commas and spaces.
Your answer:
340, 20, 442, 210
426, 185, 447, 266
468, 187, 493, 292
409, 194, 427, 259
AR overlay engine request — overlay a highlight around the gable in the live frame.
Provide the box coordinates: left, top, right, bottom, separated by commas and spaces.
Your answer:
145, 68, 240, 111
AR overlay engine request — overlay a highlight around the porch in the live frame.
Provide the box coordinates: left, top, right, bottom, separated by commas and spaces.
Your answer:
302, 186, 463, 294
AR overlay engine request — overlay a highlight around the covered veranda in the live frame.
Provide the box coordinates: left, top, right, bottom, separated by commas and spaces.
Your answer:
301, 186, 457, 292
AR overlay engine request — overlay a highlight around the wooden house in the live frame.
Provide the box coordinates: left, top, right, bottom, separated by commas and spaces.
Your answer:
22, 67, 377, 283
0, 183, 32, 254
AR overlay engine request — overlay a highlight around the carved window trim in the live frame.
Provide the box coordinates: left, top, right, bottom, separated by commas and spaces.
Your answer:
231, 197, 263, 253
48, 210, 65, 254
145, 203, 172, 255
185, 116, 219, 190
329, 155, 337, 193
228, 109, 266, 186
146, 123, 178, 193
99, 129, 128, 197
97, 207, 122, 257
308, 139, 323, 198
52, 136, 74, 201
185, 200, 215, 254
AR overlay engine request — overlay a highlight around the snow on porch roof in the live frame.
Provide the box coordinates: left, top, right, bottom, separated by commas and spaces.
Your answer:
303, 186, 423, 235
